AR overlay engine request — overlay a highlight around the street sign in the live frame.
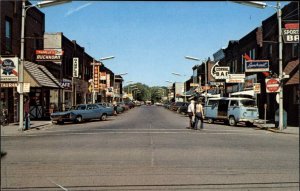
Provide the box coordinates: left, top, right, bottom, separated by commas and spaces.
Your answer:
226, 74, 245, 83
245, 60, 269, 72
17, 83, 30, 93
266, 78, 280, 93
214, 66, 229, 79
282, 28, 299, 43
73, 57, 79, 77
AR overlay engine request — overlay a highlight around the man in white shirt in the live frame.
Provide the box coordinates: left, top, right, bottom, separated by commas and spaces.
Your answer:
186, 100, 195, 129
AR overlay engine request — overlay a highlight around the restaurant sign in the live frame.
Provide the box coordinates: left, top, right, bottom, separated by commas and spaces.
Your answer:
245, 60, 269, 72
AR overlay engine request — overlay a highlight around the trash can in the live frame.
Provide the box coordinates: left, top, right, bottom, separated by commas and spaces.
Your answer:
275, 109, 287, 129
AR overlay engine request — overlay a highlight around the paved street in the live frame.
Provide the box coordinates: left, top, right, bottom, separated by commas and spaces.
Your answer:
1, 106, 299, 190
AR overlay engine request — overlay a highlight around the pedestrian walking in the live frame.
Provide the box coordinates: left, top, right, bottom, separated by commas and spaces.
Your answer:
194, 100, 204, 130
112, 100, 117, 115
186, 100, 195, 129
24, 96, 30, 130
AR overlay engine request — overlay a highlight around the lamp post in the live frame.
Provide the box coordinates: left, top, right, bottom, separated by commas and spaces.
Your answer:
185, 56, 207, 104
171, 72, 187, 102
232, 1, 284, 131
19, 0, 71, 130
92, 56, 114, 104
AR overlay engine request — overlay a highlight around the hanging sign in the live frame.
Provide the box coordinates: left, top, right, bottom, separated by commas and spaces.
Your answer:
226, 74, 245, 83
0, 57, 19, 82
93, 65, 99, 91
73, 57, 79, 77
214, 66, 229, 79
245, 60, 269, 72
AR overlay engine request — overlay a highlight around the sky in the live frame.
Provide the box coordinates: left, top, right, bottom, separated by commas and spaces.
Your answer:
37, 1, 289, 87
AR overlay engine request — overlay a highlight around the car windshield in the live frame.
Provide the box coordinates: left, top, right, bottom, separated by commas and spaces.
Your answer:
240, 100, 256, 107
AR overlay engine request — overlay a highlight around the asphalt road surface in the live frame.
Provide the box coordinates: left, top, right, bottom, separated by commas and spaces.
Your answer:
1, 105, 299, 190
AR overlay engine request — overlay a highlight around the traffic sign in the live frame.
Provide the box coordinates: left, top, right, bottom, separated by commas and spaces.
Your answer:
266, 78, 280, 93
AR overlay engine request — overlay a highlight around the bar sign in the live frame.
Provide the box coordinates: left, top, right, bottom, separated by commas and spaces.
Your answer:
73, 57, 79, 77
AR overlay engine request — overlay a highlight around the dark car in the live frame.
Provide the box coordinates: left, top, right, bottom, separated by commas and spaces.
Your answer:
177, 102, 189, 114
170, 102, 187, 112
125, 101, 135, 109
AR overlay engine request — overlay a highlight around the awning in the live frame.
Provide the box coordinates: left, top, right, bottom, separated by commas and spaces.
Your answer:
230, 90, 255, 97
24, 61, 62, 88
183, 87, 197, 96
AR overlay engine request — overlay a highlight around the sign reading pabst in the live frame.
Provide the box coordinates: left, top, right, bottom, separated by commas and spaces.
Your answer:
265, 78, 280, 93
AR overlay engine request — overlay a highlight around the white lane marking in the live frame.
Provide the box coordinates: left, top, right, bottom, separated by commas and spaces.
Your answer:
16, 131, 281, 137
47, 178, 68, 191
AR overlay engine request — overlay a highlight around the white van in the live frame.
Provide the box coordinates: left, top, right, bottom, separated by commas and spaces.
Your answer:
204, 97, 259, 126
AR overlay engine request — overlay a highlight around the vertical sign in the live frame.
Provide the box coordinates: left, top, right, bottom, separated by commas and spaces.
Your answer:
73, 57, 79, 77
93, 65, 99, 91
253, 83, 261, 94
106, 74, 110, 88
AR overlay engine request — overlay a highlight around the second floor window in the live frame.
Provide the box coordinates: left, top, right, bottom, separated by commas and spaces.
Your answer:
5, 18, 12, 52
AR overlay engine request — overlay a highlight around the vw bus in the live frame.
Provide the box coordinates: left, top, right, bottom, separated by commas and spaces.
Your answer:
204, 97, 259, 126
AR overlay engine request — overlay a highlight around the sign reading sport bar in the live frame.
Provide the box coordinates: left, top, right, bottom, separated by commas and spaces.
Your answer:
36, 49, 64, 62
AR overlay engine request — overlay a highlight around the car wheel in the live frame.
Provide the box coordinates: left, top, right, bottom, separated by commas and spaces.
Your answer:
229, 116, 236, 126
100, 114, 107, 121
75, 115, 82, 123
246, 122, 254, 127
208, 118, 214, 124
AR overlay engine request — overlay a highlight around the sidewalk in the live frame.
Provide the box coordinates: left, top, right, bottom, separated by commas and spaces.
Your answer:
1, 120, 53, 136
255, 123, 299, 135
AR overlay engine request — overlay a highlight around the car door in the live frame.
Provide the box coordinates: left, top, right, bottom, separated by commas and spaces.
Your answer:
217, 100, 229, 119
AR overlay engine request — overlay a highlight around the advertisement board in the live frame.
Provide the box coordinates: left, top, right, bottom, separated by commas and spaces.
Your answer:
226, 74, 245, 83
214, 66, 229, 79
36, 49, 63, 62
253, 83, 261, 94
73, 57, 79, 77
245, 60, 269, 72
93, 65, 99, 91
0, 57, 19, 82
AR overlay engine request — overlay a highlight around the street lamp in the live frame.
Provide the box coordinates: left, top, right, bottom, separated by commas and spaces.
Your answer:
92, 56, 115, 104
185, 56, 208, 104
171, 72, 187, 102
19, 0, 71, 130
232, 1, 284, 131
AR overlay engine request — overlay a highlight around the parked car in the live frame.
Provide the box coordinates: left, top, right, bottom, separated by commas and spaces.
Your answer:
98, 102, 124, 114
204, 97, 259, 126
96, 103, 114, 116
125, 101, 135, 109
118, 102, 130, 111
177, 102, 189, 114
170, 102, 186, 112
50, 104, 111, 124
